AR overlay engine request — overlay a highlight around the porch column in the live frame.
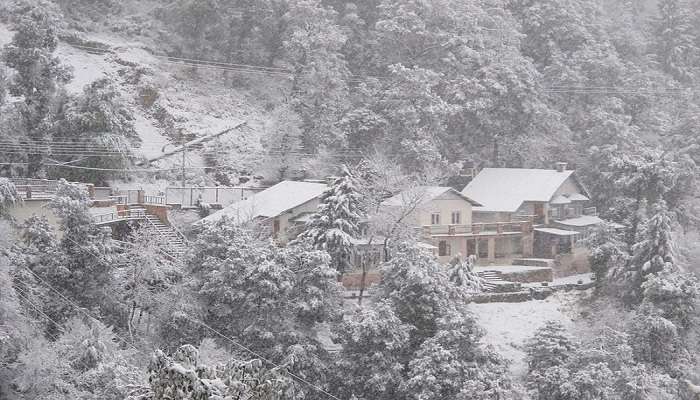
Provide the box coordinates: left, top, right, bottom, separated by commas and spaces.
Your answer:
487, 237, 496, 262
522, 233, 534, 257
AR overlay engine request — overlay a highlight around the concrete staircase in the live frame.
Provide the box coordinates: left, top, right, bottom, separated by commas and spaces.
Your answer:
476, 271, 505, 292
138, 210, 188, 258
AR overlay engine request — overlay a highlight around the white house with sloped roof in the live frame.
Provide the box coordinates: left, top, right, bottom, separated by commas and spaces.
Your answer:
461, 163, 592, 226
198, 180, 327, 243
381, 186, 535, 263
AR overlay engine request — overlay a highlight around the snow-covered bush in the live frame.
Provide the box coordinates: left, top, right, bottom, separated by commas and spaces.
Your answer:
0, 177, 20, 217
145, 344, 290, 400
448, 254, 485, 293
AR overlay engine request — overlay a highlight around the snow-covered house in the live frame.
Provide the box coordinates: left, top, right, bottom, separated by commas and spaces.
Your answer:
380, 186, 534, 264
198, 180, 327, 244
462, 164, 612, 276
461, 163, 593, 225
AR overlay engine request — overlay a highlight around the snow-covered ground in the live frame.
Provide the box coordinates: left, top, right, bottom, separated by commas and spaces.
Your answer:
0, 23, 12, 47
1, 19, 276, 184
469, 292, 583, 379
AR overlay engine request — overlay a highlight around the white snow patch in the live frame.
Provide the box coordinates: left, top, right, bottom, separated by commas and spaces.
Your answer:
474, 265, 551, 274
56, 43, 118, 93
0, 23, 12, 47
470, 292, 580, 379
133, 112, 171, 159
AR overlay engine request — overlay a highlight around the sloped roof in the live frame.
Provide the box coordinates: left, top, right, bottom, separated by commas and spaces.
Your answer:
462, 168, 576, 212
199, 181, 327, 224
567, 193, 590, 202
535, 227, 579, 236
550, 194, 572, 205
381, 186, 481, 207
555, 215, 606, 227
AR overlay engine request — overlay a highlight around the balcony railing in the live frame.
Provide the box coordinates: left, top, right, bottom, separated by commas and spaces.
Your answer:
143, 195, 166, 205
92, 208, 146, 224
418, 220, 533, 237
583, 206, 597, 216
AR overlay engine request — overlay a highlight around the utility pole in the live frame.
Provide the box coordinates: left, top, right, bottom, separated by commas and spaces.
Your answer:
180, 130, 187, 206
181, 132, 187, 188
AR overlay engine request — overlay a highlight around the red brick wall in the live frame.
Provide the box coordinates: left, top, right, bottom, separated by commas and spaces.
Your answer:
142, 204, 170, 224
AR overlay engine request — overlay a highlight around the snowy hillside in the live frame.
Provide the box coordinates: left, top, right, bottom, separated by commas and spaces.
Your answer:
1, 18, 280, 184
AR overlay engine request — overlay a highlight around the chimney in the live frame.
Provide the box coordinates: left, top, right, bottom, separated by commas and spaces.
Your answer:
555, 162, 567, 172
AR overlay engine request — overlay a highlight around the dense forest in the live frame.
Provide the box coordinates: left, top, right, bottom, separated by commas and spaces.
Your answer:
0, 0, 699, 399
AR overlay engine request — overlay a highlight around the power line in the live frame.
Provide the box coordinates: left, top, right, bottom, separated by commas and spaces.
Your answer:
12, 285, 109, 372
17, 261, 139, 350
51, 233, 343, 400
67, 43, 379, 83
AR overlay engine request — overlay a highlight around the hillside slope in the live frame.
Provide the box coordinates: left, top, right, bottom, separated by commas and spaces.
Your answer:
1, 12, 284, 186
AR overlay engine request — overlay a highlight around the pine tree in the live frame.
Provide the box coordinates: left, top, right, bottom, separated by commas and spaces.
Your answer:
402, 310, 512, 400
332, 301, 412, 400
48, 78, 139, 185
616, 201, 676, 301
284, 0, 350, 151
584, 222, 629, 290
380, 244, 466, 346
525, 321, 577, 373
298, 169, 362, 276
653, 0, 698, 81
2, 6, 72, 176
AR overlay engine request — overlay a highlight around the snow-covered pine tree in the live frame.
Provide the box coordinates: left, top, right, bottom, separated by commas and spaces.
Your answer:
332, 301, 412, 400
653, 0, 698, 81
402, 310, 513, 400
584, 221, 629, 290
525, 321, 577, 373
297, 167, 362, 276
2, 6, 72, 176
619, 200, 676, 301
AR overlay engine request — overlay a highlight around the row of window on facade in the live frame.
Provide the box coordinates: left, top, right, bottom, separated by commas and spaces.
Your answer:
549, 205, 583, 219
431, 211, 462, 225
437, 236, 524, 258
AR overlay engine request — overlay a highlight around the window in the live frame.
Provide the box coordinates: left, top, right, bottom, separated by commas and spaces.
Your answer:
431, 213, 440, 225
451, 211, 461, 224
550, 207, 560, 218
273, 219, 280, 235
438, 240, 451, 256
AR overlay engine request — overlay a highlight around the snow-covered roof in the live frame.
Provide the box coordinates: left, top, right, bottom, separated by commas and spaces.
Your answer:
534, 227, 579, 236
463, 168, 576, 212
555, 215, 625, 229
289, 212, 315, 224
555, 215, 604, 227
550, 195, 571, 205
416, 242, 438, 250
567, 193, 589, 202
382, 186, 481, 207
199, 181, 327, 224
